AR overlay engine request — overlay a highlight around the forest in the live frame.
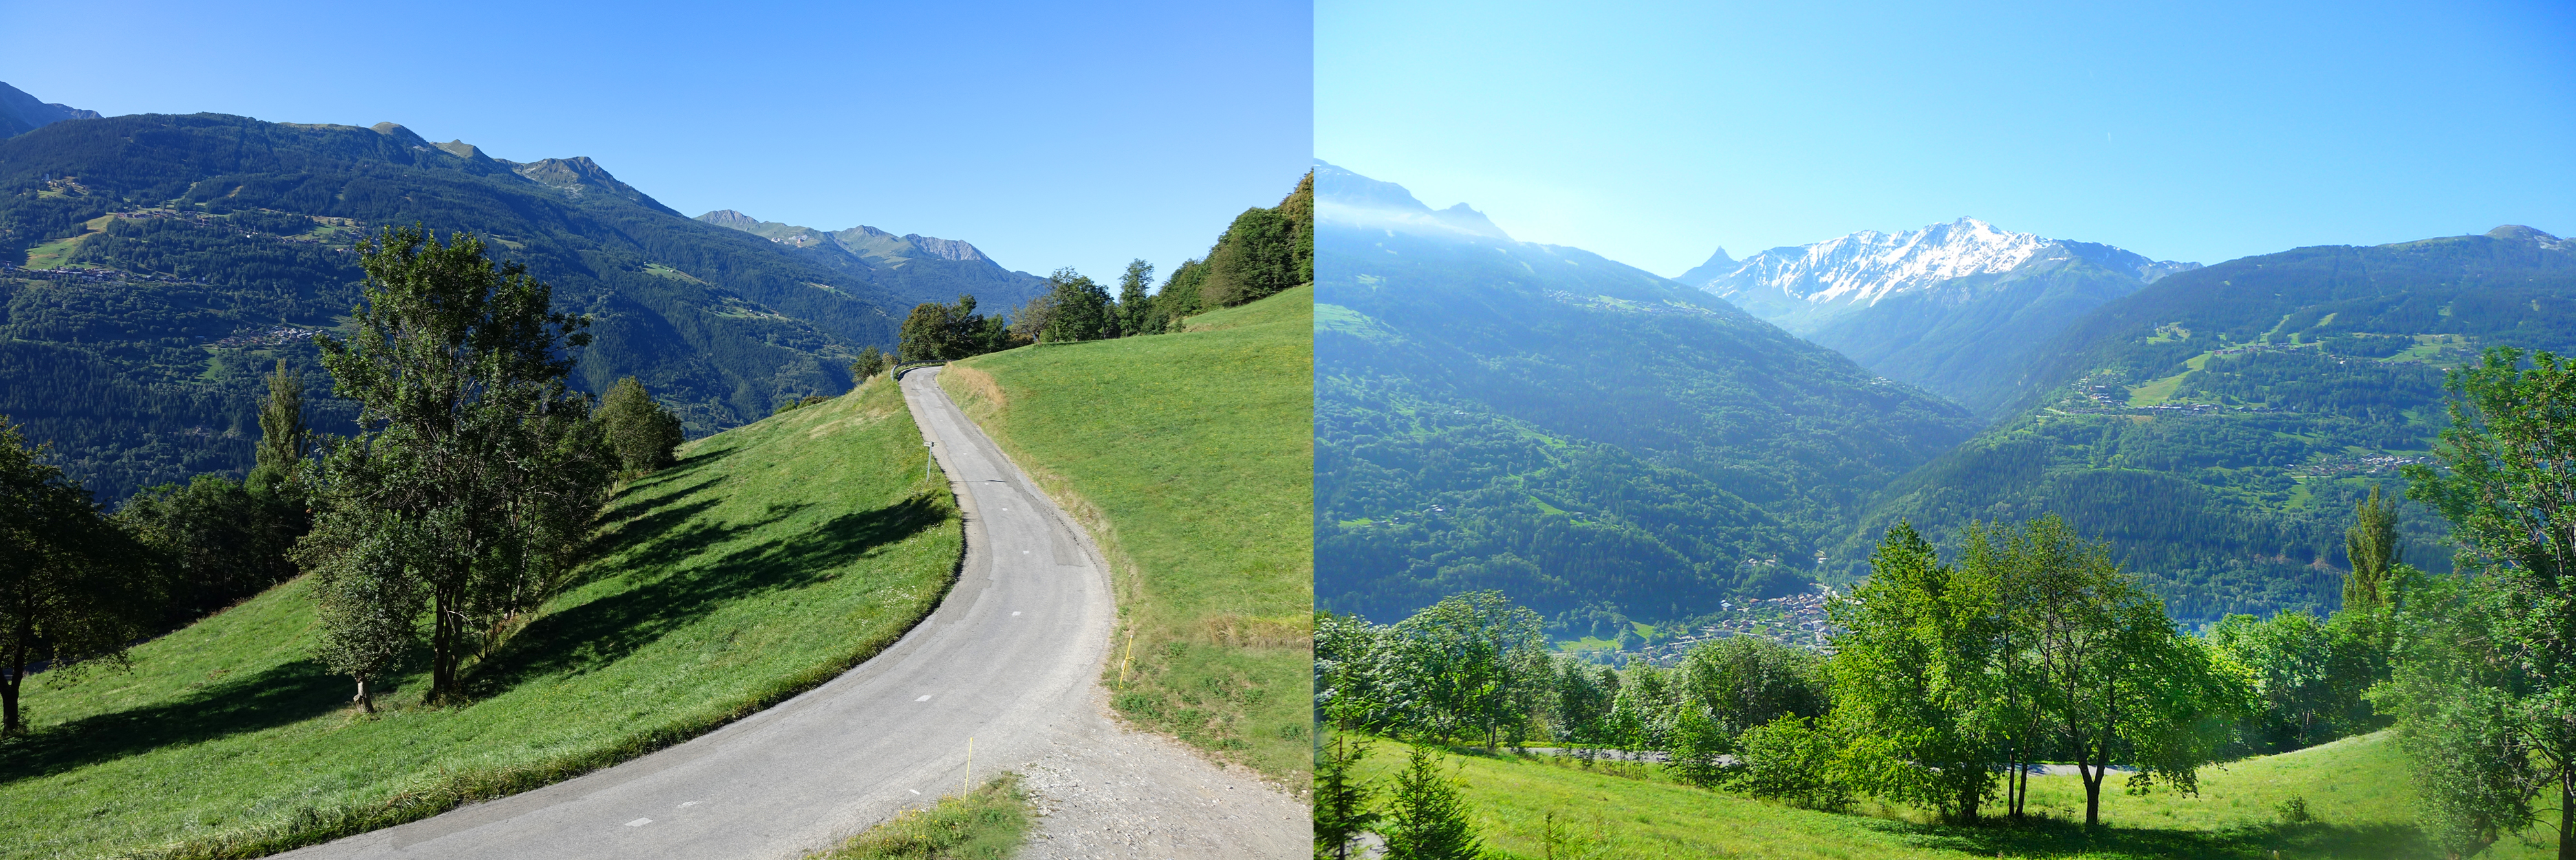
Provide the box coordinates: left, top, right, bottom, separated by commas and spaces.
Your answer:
1850, 227, 2576, 621
1312, 190, 1978, 629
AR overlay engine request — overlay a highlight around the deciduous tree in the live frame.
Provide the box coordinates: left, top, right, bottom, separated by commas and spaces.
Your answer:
303, 226, 612, 705
0, 417, 156, 735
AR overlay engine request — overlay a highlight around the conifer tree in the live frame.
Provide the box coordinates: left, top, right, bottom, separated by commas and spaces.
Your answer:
1314, 734, 1380, 860
2343, 485, 2402, 613
252, 358, 307, 491
1383, 745, 1483, 860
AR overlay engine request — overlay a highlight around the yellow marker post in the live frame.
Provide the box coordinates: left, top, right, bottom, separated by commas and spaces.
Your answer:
964, 736, 973, 797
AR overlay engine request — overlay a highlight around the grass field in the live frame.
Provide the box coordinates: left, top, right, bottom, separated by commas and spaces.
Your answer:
0, 375, 962, 859
1346, 732, 2559, 859
940, 286, 1314, 793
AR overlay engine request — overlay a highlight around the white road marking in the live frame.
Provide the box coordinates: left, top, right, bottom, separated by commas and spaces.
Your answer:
1012, 612, 1022, 616
916, 694, 932, 701
625, 818, 652, 827
678, 802, 697, 808
910, 789, 922, 795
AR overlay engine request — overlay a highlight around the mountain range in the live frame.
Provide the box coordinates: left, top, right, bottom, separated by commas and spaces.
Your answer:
693, 210, 1050, 313
0, 82, 98, 139
1314, 160, 1978, 624
0, 84, 1053, 501
1683, 219, 2200, 414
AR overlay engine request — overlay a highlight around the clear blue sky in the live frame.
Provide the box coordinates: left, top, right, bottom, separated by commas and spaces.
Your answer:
0, 0, 1311, 289
1319, 0, 2576, 276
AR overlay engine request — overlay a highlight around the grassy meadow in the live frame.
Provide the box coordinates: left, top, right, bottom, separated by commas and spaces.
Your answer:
1348, 732, 2557, 859
0, 375, 962, 859
940, 286, 1314, 792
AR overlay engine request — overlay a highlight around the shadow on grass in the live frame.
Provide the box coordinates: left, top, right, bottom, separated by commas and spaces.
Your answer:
464, 491, 949, 696
1864, 812, 2434, 859
0, 654, 387, 786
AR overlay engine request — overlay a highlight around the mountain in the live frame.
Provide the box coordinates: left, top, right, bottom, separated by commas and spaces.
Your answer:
1685, 219, 2199, 414
693, 210, 1050, 313
0, 82, 99, 139
1840, 225, 2576, 621
0, 113, 1030, 502
1313, 160, 1980, 626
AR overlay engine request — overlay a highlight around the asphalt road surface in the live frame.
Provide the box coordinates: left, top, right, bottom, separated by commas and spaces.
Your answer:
279, 368, 1301, 859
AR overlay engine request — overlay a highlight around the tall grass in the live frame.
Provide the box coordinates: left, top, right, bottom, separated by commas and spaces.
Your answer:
941, 286, 1314, 792
808, 774, 1033, 860
0, 375, 963, 859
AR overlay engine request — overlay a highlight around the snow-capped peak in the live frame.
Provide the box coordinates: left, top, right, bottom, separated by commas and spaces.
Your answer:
1683, 218, 2196, 330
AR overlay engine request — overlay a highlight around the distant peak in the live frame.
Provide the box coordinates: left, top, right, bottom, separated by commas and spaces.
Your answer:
2488, 225, 2565, 245
512, 156, 676, 215
0, 80, 100, 138
698, 209, 764, 230
432, 139, 484, 159
1676, 246, 1738, 285
902, 234, 987, 263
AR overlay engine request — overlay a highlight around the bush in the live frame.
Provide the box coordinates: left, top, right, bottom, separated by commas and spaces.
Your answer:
1735, 715, 1851, 810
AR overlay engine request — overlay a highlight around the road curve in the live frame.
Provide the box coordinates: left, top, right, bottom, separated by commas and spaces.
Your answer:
278, 368, 1132, 859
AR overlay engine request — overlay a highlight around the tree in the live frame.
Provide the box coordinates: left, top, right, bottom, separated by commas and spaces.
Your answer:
1158, 259, 1209, 324
899, 294, 1022, 362
1828, 522, 2004, 822
1680, 635, 1829, 736
849, 346, 889, 382
2208, 611, 2376, 750
0, 417, 156, 735
598, 376, 684, 476
1314, 734, 1380, 860
2395, 346, 2576, 859
2345, 485, 2403, 613
1734, 715, 1853, 810
1039, 269, 1116, 344
115, 474, 303, 628
251, 358, 307, 492
1200, 171, 1312, 308
1383, 745, 1484, 860
302, 226, 612, 705
1388, 590, 1547, 745
1117, 258, 1160, 336
302, 507, 424, 713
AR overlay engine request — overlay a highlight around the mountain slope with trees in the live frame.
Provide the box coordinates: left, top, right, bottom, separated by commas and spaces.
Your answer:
0, 111, 1035, 502
1843, 226, 2576, 620
1314, 162, 1979, 627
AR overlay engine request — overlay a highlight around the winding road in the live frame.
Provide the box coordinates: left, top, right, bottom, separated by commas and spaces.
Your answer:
277, 368, 1301, 859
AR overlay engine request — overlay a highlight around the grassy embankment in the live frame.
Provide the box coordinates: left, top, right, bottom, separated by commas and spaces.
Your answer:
1348, 731, 2557, 859
810, 773, 1034, 860
941, 286, 1314, 792
0, 375, 964, 860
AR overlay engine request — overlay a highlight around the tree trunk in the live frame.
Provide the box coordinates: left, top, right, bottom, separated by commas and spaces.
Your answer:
3, 621, 25, 736
2559, 767, 2571, 860
354, 676, 374, 714
430, 586, 463, 703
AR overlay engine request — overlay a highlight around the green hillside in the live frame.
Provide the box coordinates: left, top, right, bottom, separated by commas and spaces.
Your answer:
0, 376, 960, 859
1313, 162, 1979, 627
940, 287, 1314, 789
1843, 227, 2576, 620
0, 113, 1029, 502
1348, 731, 2548, 859
1801, 251, 2162, 417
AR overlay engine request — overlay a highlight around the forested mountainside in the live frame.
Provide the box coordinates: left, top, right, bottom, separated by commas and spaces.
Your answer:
694, 210, 1050, 313
1840, 226, 2576, 621
0, 82, 98, 139
1314, 162, 1979, 626
1684, 219, 2197, 415
0, 112, 1024, 502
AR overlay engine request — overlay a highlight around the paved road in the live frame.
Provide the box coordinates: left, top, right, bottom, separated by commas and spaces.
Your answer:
278, 368, 1207, 859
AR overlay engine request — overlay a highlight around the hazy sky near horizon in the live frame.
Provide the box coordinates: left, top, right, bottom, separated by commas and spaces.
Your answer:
1319, 0, 2576, 276
0, 0, 1311, 287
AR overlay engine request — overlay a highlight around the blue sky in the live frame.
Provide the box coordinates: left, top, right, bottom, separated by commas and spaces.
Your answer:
1319, 0, 2576, 276
0, 0, 1311, 289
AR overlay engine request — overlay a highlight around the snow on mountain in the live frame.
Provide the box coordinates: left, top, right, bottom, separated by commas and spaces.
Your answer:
1685, 217, 2198, 331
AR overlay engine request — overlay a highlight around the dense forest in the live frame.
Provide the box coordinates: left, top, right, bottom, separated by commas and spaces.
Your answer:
1314, 164, 1978, 627
0, 113, 1039, 502
1846, 226, 2576, 621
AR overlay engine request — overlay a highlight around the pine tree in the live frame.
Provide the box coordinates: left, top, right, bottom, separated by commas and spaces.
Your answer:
1314, 734, 1380, 859
1383, 745, 1483, 860
251, 358, 306, 491
2343, 485, 2401, 613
